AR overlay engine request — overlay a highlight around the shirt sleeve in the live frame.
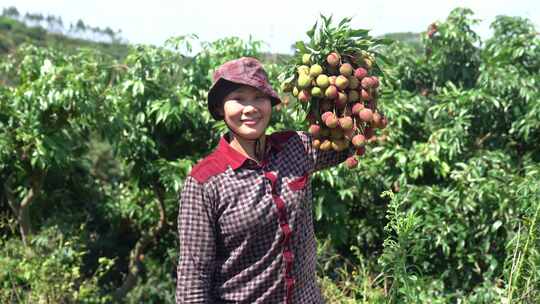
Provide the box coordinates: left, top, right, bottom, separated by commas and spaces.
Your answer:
297, 131, 355, 173
176, 176, 217, 304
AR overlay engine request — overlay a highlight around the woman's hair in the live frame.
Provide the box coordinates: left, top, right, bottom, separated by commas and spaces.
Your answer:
214, 80, 243, 118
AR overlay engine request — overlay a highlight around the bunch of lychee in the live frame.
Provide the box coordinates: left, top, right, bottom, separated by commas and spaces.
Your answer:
284, 51, 388, 169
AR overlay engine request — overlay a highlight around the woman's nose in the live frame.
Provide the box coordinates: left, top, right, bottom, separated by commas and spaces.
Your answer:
243, 104, 258, 114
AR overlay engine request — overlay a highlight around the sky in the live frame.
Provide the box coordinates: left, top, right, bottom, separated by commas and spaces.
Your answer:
3, 0, 539, 54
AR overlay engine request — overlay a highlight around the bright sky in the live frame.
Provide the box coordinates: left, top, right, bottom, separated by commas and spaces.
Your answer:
3, 0, 539, 54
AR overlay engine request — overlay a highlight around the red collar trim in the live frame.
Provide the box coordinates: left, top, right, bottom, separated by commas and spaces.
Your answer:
216, 133, 286, 170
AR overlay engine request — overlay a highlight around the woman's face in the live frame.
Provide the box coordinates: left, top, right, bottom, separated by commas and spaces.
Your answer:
220, 85, 272, 140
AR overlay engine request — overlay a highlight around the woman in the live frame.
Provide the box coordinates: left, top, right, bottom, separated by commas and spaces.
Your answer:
176, 57, 354, 303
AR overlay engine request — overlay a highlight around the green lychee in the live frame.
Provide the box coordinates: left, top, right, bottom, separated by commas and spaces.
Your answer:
302, 54, 311, 65
309, 64, 323, 78
311, 86, 323, 98
316, 74, 330, 89
297, 65, 310, 75
297, 74, 312, 89
335, 75, 349, 90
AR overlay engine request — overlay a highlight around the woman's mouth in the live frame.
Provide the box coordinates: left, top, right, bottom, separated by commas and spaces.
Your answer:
241, 119, 259, 126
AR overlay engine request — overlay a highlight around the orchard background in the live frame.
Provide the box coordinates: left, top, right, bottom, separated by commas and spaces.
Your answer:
1, 6, 539, 303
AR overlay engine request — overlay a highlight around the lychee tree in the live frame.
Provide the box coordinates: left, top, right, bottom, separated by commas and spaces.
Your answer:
0, 45, 115, 247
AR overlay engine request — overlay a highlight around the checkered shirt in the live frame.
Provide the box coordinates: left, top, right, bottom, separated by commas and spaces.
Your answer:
176, 130, 354, 303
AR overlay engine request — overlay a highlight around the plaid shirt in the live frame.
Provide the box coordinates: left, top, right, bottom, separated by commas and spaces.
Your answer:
176, 130, 353, 304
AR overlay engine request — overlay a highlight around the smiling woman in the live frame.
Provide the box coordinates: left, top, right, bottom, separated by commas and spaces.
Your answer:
219, 85, 273, 161
176, 57, 354, 304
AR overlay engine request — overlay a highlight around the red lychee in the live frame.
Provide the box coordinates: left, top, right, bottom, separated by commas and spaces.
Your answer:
354, 67, 368, 79
298, 89, 310, 102
352, 134, 366, 148
327, 52, 341, 67
345, 156, 358, 169
309, 124, 321, 137
352, 102, 365, 116
359, 108, 374, 122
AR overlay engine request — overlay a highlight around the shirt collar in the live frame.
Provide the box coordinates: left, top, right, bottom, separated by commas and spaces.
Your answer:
216, 133, 284, 170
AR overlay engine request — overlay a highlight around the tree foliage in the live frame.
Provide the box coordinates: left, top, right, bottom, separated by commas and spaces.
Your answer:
0, 7, 539, 304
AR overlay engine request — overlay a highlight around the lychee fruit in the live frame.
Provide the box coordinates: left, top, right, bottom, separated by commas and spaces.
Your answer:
370, 76, 380, 88
335, 75, 349, 90
324, 113, 338, 128
332, 139, 348, 151
363, 58, 373, 69
339, 116, 354, 130
361, 77, 374, 89
316, 74, 330, 89
297, 74, 312, 89
312, 139, 321, 149
309, 64, 323, 78
320, 139, 332, 151
360, 89, 370, 101
352, 103, 365, 116
354, 67, 368, 79
297, 65, 310, 75
311, 87, 323, 98
380, 117, 388, 129
325, 85, 338, 99
302, 53, 312, 65
335, 92, 348, 109
359, 108, 374, 122
321, 111, 333, 122
372, 112, 382, 128
298, 89, 311, 102
309, 124, 321, 137
352, 134, 366, 147
326, 52, 341, 67
364, 126, 374, 139
345, 156, 358, 169
339, 63, 353, 77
